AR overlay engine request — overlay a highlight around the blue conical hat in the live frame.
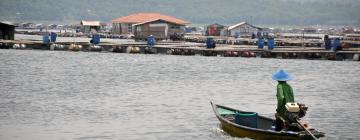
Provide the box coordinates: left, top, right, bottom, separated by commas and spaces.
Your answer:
272, 70, 293, 81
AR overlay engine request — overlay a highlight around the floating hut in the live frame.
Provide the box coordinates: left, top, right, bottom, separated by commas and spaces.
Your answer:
206, 23, 226, 36
80, 20, 100, 33
133, 19, 187, 40
342, 27, 355, 34
228, 22, 262, 37
111, 12, 189, 35
0, 22, 15, 40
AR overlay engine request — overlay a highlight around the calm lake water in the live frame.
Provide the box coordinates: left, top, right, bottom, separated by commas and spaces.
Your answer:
0, 49, 359, 140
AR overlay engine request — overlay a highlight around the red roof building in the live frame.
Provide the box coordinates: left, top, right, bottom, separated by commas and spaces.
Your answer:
111, 12, 189, 34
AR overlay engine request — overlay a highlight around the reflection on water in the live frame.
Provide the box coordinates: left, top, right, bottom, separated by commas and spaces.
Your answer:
0, 49, 359, 140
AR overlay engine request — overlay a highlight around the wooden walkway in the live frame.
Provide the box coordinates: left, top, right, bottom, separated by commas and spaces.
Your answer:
1, 39, 359, 61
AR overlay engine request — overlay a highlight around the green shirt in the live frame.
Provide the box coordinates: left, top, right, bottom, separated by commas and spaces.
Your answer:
276, 81, 295, 115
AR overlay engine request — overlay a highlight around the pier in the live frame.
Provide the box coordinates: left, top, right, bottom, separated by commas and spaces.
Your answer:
1, 38, 360, 61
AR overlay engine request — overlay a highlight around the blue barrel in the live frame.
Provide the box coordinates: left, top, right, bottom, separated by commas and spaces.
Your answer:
147, 35, 155, 47
268, 38, 275, 50
257, 38, 264, 49
92, 34, 100, 45
332, 38, 341, 51
324, 35, 331, 50
50, 32, 57, 42
206, 37, 215, 48
43, 35, 50, 44
185, 28, 192, 33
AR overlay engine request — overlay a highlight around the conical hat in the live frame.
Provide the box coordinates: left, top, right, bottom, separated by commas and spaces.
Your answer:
272, 70, 293, 81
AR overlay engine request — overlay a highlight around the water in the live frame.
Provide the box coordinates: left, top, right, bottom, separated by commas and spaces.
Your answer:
0, 49, 359, 140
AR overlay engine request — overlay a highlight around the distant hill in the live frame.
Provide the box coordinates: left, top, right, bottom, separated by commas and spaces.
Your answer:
0, 0, 359, 25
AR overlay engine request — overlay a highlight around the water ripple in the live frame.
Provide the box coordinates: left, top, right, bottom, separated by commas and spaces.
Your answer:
0, 50, 359, 140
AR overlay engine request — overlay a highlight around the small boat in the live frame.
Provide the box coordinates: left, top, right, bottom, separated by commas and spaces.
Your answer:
211, 101, 325, 140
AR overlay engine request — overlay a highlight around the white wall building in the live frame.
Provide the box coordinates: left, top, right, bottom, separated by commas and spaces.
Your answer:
228, 22, 262, 37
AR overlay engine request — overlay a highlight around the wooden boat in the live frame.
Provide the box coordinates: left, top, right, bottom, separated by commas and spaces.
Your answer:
211, 101, 325, 140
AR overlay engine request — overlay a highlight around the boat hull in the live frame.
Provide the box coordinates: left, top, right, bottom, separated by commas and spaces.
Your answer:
218, 117, 303, 140
211, 101, 324, 140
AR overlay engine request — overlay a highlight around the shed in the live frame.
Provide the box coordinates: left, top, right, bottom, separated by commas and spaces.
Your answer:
80, 20, 100, 33
228, 22, 262, 37
111, 12, 189, 34
0, 22, 15, 40
133, 19, 186, 40
133, 19, 185, 39
206, 23, 226, 36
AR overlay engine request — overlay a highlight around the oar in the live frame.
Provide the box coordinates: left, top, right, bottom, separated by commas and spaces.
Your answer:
296, 119, 318, 140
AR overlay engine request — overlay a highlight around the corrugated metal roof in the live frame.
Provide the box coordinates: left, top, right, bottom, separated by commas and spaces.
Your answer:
228, 22, 261, 30
112, 12, 189, 25
81, 20, 100, 26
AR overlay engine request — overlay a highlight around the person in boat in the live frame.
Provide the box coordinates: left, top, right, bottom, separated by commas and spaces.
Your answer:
272, 69, 295, 131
